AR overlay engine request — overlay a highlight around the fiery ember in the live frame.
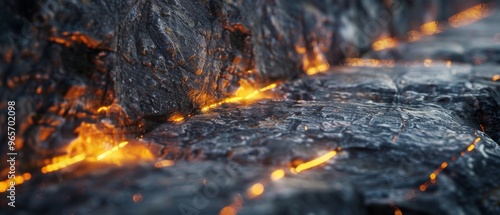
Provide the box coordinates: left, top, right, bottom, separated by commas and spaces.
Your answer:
41, 122, 154, 174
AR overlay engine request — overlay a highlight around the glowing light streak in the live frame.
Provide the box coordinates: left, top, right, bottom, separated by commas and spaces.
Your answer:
292, 151, 338, 173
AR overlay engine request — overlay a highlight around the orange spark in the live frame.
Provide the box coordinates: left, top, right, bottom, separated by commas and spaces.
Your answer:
292, 150, 338, 173
270, 169, 285, 181
219, 194, 243, 215
467, 144, 475, 152
97, 106, 110, 113
133, 193, 143, 203
429, 173, 437, 180
424, 59, 433, 67
246, 183, 264, 199
492, 75, 500, 82
394, 208, 403, 215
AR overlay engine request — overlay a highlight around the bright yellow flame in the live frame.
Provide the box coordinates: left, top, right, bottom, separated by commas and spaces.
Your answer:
449, 3, 491, 28
154, 160, 175, 168
247, 183, 264, 199
293, 151, 337, 173
201, 80, 277, 112
271, 169, 285, 181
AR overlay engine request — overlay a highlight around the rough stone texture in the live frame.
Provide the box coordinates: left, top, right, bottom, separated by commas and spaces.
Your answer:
0, 1, 500, 215
3, 10, 500, 215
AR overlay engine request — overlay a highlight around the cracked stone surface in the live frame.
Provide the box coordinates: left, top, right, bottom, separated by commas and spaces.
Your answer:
3, 4, 500, 215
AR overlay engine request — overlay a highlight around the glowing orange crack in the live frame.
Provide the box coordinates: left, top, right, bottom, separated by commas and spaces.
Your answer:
201, 82, 278, 112
292, 150, 338, 173
418, 137, 481, 192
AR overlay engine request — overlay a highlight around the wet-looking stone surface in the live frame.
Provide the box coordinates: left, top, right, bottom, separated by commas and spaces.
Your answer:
1, 1, 500, 215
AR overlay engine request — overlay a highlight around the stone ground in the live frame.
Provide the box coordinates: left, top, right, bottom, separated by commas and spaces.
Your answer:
4, 8, 500, 215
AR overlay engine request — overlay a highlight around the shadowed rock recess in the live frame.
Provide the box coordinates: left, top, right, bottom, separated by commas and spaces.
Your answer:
1, 0, 500, 215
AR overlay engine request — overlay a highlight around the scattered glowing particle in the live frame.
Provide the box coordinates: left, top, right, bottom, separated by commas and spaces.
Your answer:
133, 193, 143, 203
155, 160, 175, 168
430, 173, 437, 180
219, 206, 237, 215
474, 137, 481, 144
304, 126, 308, 131
293, 151, 337, 173
440, 162, 448, 169
492, 75, 500, 82
419, 184, 427, 192
467, 144, 475, 152
97, 106, 110, 112
247, 183, 264, 199
424, 59, 433, 67
394, 208, 403, 215
271, 169, 285, 181
446, 61, 452, 68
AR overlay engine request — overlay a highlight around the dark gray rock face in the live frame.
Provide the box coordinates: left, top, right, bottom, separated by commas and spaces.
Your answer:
1, 1, 500, 215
